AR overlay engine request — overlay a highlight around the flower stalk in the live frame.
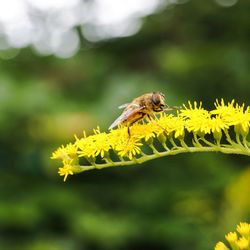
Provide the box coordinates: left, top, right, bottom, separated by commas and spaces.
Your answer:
51, 99, 250, 181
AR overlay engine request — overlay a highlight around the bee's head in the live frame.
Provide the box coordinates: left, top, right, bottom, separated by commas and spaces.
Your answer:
152, 92, 165, 112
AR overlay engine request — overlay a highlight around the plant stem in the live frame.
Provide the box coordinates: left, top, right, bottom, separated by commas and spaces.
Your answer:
79, 145, 250, 172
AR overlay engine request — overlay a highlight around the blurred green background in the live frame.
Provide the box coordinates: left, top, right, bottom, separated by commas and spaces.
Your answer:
0, 0, 249, 249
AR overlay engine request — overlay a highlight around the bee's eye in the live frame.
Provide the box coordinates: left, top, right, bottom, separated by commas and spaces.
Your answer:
152, 94, 160, 106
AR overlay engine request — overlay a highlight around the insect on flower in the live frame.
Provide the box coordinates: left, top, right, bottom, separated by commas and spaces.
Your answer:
109, 92, 179, 135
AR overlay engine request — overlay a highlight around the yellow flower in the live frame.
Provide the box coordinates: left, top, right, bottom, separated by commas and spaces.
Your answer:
231, 106, 250, 136
109, 127, 130, 146
212, 100, 250, 133
225, 232, 238, 244
115, 137, 143, 160
58, 159, 82, 182
76, 129, 109, 159
236, 237, 249, 250
212, 99, 236, 121
51, 143, 78, 160
180, 101, 211, 134
157, 114, 185, 138
106, 127, 143, 160
216, 223, 250, 250
180, 101, 210, 120
76, 137, 93, 158
173, 118, 186, 139
185, 116, 211, 134
209, 116, 229, 133
90, 131, 110, 158
209, 116, 229, 141
237, 222, 250, 238
51, 145, 69, 160
215, 242, 229, 250
58, 160, 74, 182
131, 123, 156, 142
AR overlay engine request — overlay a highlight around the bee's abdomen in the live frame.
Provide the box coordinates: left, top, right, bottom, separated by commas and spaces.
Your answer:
126, 112, 146, 126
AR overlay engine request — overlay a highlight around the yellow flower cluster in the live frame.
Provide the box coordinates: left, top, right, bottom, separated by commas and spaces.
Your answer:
51, 99, 250, 181
215, 222, 250, 250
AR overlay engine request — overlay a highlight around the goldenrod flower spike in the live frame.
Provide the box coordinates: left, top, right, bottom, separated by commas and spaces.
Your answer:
51, 99, 250, 181
215, 222, 250, 250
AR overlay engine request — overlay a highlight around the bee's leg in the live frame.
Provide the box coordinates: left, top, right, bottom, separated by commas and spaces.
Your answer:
125, 115, 143, 148
126, 113, 145, 138
147, 114, 152, 121
125, 125, 132, 148
127, 126, 131, 137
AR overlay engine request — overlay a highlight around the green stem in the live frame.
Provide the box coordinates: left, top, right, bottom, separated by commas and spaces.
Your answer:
162, 142, 170, 151
193, 134, 202, 147
149, 144, 161, 155
224, 130, 235, 146
169, 137, 178, 149
243, 137, 250, 150
200, 137, 216, 147
78, 145, 250, 173
179, 139, 190, 150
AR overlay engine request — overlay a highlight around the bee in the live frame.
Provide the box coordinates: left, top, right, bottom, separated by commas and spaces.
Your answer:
109, 92, 178, 135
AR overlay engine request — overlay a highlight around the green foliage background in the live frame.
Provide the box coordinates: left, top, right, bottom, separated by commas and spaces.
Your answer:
0, 1, 249, 249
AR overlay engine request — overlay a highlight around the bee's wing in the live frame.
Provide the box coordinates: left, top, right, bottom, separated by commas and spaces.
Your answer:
118, 103, 139, 109
118, 103, 129, 109
109, 106, 144, 130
